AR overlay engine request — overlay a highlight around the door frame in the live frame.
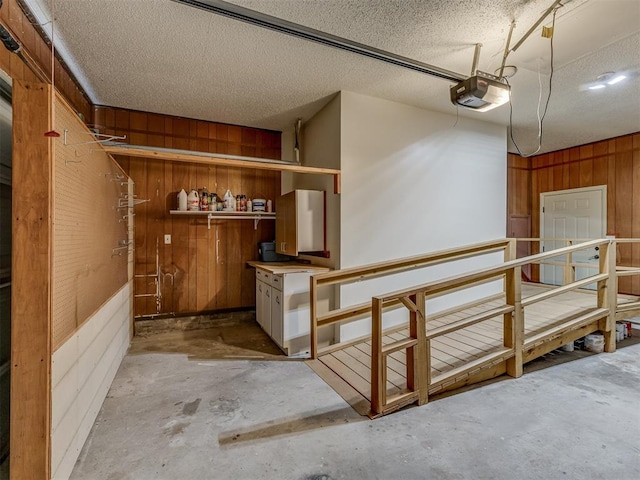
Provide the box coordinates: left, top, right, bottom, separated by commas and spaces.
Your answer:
540, 185, 607, 285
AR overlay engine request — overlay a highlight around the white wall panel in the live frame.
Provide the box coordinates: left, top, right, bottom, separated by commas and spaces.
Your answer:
51, 282, 131, 480
338, 91, 507, 341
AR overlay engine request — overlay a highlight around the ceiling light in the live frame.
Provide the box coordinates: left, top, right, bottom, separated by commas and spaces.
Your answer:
588, 84, 606, 90
607, 75, 627, 85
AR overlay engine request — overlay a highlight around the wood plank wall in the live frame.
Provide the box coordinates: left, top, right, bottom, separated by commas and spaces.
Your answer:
93, 106, 281, 317
507, 132, 640, 294
0, 0, 92, 119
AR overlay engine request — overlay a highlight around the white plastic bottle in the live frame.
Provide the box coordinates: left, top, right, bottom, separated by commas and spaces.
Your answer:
187, 189, 199, 211
177, 189, 188, 211
223, 189, 234, 211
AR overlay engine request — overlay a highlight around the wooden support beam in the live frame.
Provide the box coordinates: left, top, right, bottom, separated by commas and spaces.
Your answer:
414, 292, 428, 405
11, 81, 52, 480
370, 297, 384, 415
504, 266, 523, 377
310, 276, 318, 359
598, 242, 617, 352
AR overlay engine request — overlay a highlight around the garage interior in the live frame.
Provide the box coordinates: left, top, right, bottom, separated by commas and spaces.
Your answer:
1, 0, 639, 479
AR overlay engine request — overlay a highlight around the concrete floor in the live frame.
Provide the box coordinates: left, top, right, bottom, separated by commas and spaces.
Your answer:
69, 339, 640, 480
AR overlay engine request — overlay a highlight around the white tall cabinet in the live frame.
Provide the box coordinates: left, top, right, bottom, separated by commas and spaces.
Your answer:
252, 263, 331, 356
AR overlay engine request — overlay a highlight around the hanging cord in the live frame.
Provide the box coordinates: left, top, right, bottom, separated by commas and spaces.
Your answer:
508, 7, 557, 157
44, 0, 60, 137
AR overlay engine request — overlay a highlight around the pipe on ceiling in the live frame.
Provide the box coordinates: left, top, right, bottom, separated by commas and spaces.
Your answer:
170, 0, 467, 83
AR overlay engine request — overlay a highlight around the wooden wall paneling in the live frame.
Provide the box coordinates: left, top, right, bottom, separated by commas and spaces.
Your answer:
632, 144, 640, 293
240, 169, 257, 307
592, 147, 608, 186
187, 163, 198, 312
162, 158, 174, 312
616, 148, 633, 293
552, 162, 563, 191
170, 161, 189, 313
226, 166, 243, 307
606, 155, 616, 238
206, 166, 219, 310
101, 106, 282, 317
568, 158, 580, 189
579, 158, 593, 186
11, 80, 51, 480
561, 151, 571, 190
195, 165, 211, 311
228, 125, 241, 155
216, 124, 229, 154
129, 157, 148, 317
145, 158, 164, 313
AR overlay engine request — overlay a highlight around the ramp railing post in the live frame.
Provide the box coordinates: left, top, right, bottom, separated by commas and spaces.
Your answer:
407, 292, 428, 405
371, 297, 384, 414
563, 240, 574, 285
310, 276, 318, 359
598, 241, 617, 353
505, 265, 524, 377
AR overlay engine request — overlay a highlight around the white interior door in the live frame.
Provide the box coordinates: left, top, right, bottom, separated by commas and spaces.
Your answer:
541, 186, 606, 287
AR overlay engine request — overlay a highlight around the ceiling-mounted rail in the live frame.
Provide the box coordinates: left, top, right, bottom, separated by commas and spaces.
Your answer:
170, 0, 467, 83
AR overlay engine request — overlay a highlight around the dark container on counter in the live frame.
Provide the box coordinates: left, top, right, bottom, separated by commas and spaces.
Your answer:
258, 242, 290, 262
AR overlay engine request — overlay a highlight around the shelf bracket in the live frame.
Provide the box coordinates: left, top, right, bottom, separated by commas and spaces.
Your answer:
206, 213, 264, 230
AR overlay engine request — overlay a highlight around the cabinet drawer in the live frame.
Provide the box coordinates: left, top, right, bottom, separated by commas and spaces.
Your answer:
271, 274, 283, 290
256, 269, 272, 285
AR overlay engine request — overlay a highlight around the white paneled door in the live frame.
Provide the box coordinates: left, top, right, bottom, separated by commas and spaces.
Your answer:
541, 186, 606, 287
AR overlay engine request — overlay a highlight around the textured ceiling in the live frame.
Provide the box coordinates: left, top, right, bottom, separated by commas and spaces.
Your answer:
23, 0, 640, 154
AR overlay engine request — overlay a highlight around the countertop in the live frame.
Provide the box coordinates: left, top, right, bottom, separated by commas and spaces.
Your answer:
247, 261, 330, 275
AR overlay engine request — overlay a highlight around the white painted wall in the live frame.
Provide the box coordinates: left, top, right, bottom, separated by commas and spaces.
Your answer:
51, 283, 132, 480
338, 91, 507, 341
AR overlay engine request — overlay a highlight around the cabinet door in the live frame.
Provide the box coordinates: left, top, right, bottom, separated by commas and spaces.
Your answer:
255, 279, 265, 329
270, 288, 283, 347
276, 191, 294, 255
261, 283, 272, 336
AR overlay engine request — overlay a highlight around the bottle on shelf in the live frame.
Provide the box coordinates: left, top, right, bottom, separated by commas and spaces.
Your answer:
177, 189, 188, 211
223, 189, 234, 211
200, 186, 209, 211
187, 189, 199, 211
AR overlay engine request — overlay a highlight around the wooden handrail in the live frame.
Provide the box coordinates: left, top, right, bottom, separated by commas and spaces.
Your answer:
310, 239, 514, 358
521, 273, 608, 307
373, 239, 607, 303
312, 239, 511, 286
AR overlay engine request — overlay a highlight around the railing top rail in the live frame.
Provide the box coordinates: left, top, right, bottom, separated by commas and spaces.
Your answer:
374, 238, 610, 302
312, 239, 512, 286
515, 237, 597, 242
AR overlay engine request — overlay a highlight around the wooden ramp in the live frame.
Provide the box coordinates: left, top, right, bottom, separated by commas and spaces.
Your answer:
307, 238, 640, 418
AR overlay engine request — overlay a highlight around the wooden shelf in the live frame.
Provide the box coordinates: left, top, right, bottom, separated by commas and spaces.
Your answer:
170, 210, 275, 229
104, 144, 341, 193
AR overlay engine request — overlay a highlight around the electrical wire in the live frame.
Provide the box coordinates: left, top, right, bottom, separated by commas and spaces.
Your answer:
509, 7, 557, 157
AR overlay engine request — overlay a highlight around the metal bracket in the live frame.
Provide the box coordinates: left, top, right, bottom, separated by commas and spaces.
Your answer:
63, 129, 126, 147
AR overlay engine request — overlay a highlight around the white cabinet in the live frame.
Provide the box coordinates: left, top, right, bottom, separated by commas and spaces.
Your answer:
270, 287, 283, 346
254, 266, 330, 356
275, 189, 324, 256
255, 269, 272, 335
